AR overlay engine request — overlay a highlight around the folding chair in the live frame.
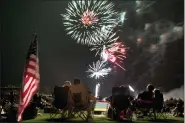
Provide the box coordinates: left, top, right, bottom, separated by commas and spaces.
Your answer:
134, 99, 156, 120
72, 92, 90, 121
151, 90, 168, 120
88, 100, 95, 118
153, 101, 168, 120
50, 86, 72, 119
111, 87, 133, 121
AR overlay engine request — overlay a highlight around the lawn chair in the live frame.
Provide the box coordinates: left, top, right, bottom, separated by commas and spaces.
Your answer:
134, 90, 166, 121
50, 86, 72, 119
89, 100, 95, 118
134, 99, 156, 120
72, 92, 90, 121
111, 86, 133, 121
153, 91, 168, 120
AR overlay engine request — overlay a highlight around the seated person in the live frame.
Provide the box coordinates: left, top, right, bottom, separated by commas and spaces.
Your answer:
53, 85, 75, 108
87, 90, 96, 118
62, 81, 72, 87
153, 89, 164, 112
111, 86, 132, 120
137, 84, 155, 102
70, 79, 89, 107
88, 90, 96, 102
173, 100, 184, 117
106, 96, 112, 102
9, 91, 14, 105
112, 85, 131, 109
136, 84, 155, 116
33, 93, 42, 107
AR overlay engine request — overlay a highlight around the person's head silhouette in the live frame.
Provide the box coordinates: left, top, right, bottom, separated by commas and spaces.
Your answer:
74, 78, 80, 85
146, 84, 155, 92
64, 81, 71, 86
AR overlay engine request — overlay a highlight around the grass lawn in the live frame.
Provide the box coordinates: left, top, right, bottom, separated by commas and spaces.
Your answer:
23, 113, 184, 123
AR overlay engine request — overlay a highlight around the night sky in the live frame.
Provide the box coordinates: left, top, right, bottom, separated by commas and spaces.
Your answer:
1, 0, 184, 96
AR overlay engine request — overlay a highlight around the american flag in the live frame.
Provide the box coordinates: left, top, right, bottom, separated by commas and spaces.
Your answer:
17, 33, 40, 122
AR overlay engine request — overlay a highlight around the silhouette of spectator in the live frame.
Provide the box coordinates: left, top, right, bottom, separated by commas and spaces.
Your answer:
33, 93, 41, 107
74, 78, 80, 84
9, 91, 14, 105
70, 78, 89, 106
62, 81, 72, 87
173, 99, 184, 117
136, 84, 155, 116
87, 90, 95, 118
88, 90, 96, 102
137, 84, 155, 101
153, 89, 164, 112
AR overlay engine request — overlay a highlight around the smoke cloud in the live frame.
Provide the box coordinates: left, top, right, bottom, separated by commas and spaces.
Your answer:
122, 0, 184, 92
147, 22, 184, 78
163, 86, 184, 100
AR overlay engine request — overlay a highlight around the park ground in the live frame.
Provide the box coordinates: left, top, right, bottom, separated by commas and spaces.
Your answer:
23, 113, 184, 123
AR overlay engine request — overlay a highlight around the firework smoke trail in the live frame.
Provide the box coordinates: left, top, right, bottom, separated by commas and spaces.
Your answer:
61, 0, 118, 45
133, 21, 184, 86
135, 0, 155, 14
95, 83, 100, 97
115, 1, 184, 92
122, 20, 183, 88
129, 85, 135, 92
87, 60, 111, 97
148, 22, 184, 78
87, 60, 111, 79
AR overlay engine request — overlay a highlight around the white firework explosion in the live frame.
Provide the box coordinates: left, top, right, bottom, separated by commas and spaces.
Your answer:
61, 0, 118, 45
87, 60, 111, 79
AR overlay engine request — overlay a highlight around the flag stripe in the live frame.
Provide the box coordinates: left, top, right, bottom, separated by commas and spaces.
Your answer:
30, 54, 37, 60
24, 85, 37, 107
27, 68, 36, 75
23, 79, 36, 103
23, 76, 33, 92
29, 57, 37, 62
24, 73, 40, 80
28, 61, 39, 69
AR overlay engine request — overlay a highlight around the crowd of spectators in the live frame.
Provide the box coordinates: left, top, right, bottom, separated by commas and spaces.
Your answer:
0, 84, 184, 122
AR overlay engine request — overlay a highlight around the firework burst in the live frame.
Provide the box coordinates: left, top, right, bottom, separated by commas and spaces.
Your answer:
62, 0, 118, 45
101, 42, 127, 70
90, 27, 119, 56
87, 60, 111, 79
